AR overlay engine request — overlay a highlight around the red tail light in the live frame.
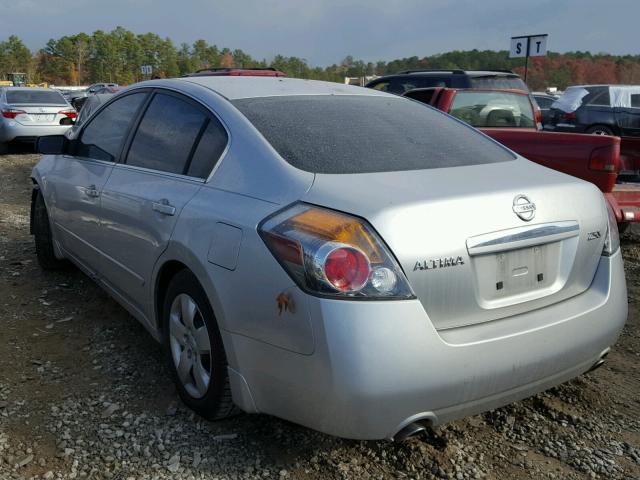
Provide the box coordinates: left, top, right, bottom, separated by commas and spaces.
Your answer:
589, 145, 619, 172
2, 109, 26, 119
561, 111, 577, 121
323, 245, 370, 292
59, 110, 77, 119
259, 203, 414, 299
533, 106, 542, 130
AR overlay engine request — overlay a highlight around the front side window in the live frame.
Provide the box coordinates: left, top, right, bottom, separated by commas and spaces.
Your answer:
233, 95, 514, 174
126, 93, 206, 174
76, 92, 147, 162
448, 91, 536, 128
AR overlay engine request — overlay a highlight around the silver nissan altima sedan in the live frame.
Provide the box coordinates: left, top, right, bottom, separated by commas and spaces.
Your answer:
30, 77, 627, 440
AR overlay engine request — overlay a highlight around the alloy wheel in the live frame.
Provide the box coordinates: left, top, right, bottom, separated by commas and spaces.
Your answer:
169, 293, 212, 398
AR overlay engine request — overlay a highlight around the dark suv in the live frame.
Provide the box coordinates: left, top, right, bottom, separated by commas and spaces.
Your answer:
546, 85, 640, 137
365, 69, 527, 95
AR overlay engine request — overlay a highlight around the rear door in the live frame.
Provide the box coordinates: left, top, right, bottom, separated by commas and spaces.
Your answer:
49, 91, 148, 274
615, 92, 640, 137
98, 90, 228, 320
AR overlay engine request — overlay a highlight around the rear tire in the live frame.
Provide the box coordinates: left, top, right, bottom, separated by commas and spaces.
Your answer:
163, 270, 239, 420
33, 191, 67, 270
0, 142, 8, 155
586, 125, 615, 136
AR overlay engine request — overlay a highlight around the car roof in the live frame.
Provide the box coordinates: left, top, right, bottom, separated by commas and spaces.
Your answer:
170, 76, 392, 100
378, 70, 518, 78
568, 84, 640, 89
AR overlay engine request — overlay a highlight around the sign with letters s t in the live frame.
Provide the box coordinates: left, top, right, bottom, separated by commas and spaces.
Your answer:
510, 35, 548, 58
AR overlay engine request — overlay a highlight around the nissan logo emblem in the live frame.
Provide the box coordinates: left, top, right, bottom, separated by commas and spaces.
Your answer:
513, 195, 536, 221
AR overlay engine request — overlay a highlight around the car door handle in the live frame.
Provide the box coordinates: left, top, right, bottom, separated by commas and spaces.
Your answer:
152, 200, 176, 216
84, 185, 100, 198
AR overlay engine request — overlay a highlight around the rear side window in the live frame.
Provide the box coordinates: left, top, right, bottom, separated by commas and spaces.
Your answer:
449, 91, 536, 128
6, 90, 66, 105
631, 94, 640, 108
534, 96, 554, 108
76, 92, 147, 162
187, 119, 228, 178
584, 87, 610, 106
233, 95, 514, 174
470, 76, 527, 90
126, 93, 206, 174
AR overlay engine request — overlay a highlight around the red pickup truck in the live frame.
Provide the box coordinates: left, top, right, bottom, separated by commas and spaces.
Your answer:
403, 87, 640, 231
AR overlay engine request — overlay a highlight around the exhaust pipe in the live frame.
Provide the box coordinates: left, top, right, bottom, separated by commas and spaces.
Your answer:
394, 422, 426, 441
586, 352, 608, 374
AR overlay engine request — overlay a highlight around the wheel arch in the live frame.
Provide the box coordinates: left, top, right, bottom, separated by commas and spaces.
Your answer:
154, 259, 191, 338
587, 123, 620, 136
152, 253, 227, 338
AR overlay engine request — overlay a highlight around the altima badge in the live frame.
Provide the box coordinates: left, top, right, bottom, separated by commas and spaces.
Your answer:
513, 194, 536, 221
414, 256, 464, 271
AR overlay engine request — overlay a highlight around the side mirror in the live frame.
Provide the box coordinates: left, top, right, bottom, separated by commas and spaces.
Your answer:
36, 135, 68, 155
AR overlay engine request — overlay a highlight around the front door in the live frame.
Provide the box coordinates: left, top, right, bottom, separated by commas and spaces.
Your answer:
50, 91, 148, 274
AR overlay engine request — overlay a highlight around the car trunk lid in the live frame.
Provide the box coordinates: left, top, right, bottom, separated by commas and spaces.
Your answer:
8, 104, 68, 126
303, 158, 607, 330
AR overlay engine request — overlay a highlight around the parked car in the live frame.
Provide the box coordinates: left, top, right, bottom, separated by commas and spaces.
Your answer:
0, 87, 76, 154
31, 77, 626, 440
185, 67, 287, 77
62, 89, 89, 109
403, 87, 640, 231
365, 69, 527, 95
546, 85, 640, 137
87, 82, 119, 93
532, 93, 557, 128
73, 86, 122, 113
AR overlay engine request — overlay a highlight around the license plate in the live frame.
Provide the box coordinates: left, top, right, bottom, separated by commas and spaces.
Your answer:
31, 114, 55, 122
494, 245, 548, 295
473, 242, 560, 305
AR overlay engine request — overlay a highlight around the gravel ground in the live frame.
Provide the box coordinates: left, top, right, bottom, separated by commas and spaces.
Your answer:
0, 153, 639, 480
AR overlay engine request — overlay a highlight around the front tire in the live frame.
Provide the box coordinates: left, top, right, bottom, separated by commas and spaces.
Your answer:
33, 191, 67, 270
586, 125, 615, 136
163, 270, 238, 420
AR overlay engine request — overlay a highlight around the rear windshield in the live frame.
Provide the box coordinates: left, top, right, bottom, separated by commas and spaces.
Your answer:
233, 95, 515, 174
6, 90, 66, 105
449, 91, 536, 128
470, 75, 528, 90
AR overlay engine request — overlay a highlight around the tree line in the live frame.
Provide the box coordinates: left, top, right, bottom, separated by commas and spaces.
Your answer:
1, 28, 639, 90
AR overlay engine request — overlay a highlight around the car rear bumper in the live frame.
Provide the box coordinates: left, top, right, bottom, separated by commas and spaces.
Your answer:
0, 122, 71, 142
227, 249, 627, 439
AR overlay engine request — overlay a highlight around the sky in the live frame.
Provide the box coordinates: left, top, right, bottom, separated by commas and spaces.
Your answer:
0, 0, 636, 66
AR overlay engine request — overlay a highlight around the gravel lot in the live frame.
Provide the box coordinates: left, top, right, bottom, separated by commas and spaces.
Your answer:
1, 153, 639, 480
